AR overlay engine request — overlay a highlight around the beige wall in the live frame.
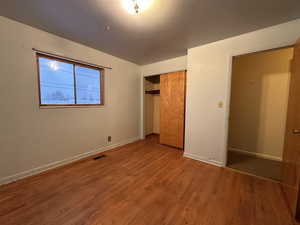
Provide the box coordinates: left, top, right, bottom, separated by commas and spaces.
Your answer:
0, 16, 141, 184
184, 18, 300, 166
228, 48, 293, 160
144, 82, 160, 135
145, 80, 154, 135
153, 94, 160, 134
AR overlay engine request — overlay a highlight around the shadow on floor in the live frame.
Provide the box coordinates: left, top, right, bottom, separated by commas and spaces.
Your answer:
227, 151, 282, 181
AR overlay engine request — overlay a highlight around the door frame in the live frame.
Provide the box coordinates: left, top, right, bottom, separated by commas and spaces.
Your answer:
223, 45, 294, 167
140, 70, 187, 141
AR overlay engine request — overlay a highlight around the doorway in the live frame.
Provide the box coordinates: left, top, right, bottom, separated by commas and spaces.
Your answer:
226, 46, 294, 181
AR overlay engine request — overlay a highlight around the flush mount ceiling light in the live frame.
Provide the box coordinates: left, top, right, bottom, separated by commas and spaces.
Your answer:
122, 0, 153, 15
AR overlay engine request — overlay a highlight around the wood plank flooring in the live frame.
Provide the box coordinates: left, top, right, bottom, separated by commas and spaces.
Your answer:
0, 135, 296, 225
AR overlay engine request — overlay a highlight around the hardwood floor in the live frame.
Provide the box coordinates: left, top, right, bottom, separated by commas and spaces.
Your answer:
0, 135, 295, 225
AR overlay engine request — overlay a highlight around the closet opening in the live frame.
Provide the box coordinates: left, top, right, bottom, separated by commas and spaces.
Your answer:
144, 75, 161, 139
143, 71, 186, 150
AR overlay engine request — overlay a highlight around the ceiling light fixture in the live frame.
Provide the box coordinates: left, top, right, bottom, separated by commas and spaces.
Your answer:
122, 0, 153, 15
133, 0, 139, 14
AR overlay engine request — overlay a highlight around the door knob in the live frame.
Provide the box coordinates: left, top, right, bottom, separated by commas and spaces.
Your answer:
293, 129, 300, 134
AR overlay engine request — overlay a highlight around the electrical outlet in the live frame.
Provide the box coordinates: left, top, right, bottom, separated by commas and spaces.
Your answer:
108, 136, 112, 142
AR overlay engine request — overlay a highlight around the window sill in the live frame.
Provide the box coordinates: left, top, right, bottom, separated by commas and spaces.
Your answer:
39, 105, 105, 109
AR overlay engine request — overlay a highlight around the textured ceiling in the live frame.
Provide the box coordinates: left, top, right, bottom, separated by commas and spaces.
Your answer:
1, 0, 300, 65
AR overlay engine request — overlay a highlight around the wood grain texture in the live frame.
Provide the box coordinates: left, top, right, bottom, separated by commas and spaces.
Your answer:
0, 135, 295, 225
282, 40, 300, 219
160, 71, 186, 149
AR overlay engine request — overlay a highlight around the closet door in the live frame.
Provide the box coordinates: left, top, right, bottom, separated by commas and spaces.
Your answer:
160, 71, 186, 149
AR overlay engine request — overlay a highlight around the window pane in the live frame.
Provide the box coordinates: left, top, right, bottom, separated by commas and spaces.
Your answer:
75, 66, 101, 104
39, 57, 75, 104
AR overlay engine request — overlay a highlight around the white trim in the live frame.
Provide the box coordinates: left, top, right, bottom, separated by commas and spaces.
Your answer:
222, 54, 234, 166
140, 75, 145, 140
184, 153, 223, 167
0, 136, 140, 186
228, 147, 282, 162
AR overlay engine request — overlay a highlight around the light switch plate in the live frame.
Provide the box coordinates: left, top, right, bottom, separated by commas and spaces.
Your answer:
218, 101, 223, 108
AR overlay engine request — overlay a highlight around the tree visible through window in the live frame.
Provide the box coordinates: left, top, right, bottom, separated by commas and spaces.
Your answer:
37, 54, 104, 106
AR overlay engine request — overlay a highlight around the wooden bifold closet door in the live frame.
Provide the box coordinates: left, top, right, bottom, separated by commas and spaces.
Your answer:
160, 71, 186, 149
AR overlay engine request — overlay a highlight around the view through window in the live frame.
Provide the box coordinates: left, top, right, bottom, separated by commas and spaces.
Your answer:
37, 54, 103, 106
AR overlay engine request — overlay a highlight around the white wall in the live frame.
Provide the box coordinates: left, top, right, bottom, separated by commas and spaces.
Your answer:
0, 16, 141, 184
142, 56, 187, 76
184, 19, 300, 166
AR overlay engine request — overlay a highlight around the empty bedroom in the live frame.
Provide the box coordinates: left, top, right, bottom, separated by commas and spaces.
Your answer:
1, 1, 300, 225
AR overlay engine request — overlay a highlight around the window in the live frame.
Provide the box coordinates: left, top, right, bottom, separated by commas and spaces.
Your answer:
37, 54, 104, 106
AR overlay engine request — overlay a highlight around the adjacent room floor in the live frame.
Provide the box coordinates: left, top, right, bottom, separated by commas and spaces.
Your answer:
0, 136, 293, 225
227, 151, 282, 181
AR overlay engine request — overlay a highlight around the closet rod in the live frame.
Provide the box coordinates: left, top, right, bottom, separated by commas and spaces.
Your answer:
32, 48, 112, 70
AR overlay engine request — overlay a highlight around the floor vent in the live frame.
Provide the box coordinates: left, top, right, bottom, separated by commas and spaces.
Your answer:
93, 155, 106, 160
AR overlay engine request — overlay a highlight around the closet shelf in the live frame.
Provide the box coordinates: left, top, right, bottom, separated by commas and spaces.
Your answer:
145, 90, 160, 95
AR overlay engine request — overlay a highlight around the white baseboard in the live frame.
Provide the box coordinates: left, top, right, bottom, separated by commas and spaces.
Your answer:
228, 147, 282, 162
183, 153, 223, 167
0, 136, 140, 186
